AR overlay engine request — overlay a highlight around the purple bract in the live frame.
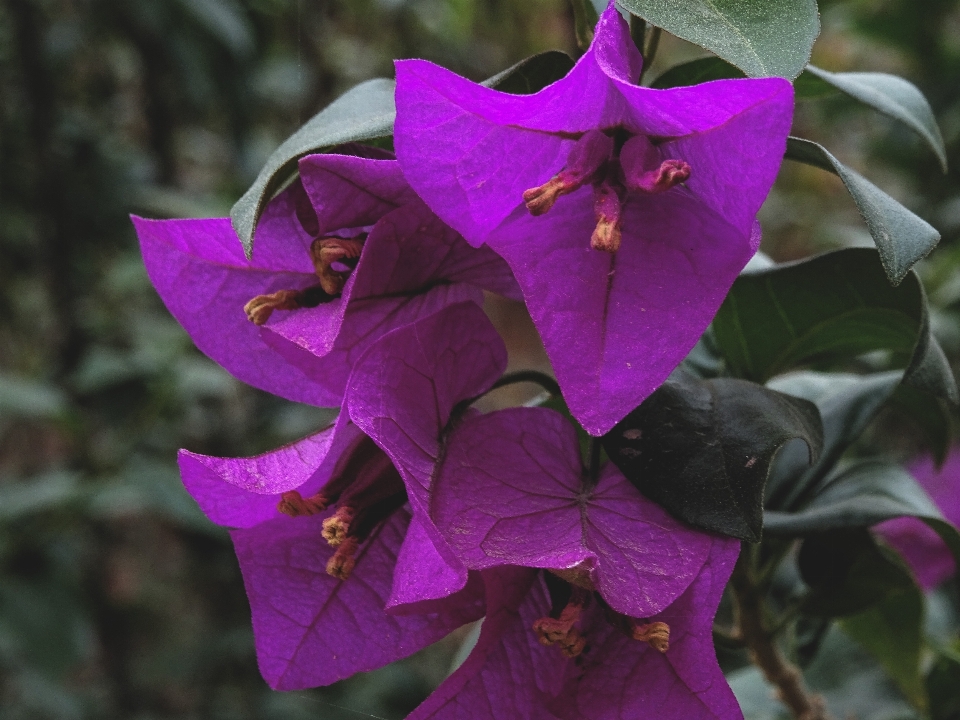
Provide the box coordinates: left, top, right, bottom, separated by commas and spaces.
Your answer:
135, 152, 517, 408
876, 448, 960, 589
177, 302, 507, 689
394, 2, 794, 435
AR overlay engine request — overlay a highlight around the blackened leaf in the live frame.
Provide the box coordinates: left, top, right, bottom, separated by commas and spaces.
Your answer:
231, 78, 397, 255
805, 66, 946, 171
765, 371, 902, 511
713, 248, 957, 402
785, 139, 940, 283
649, 56, 745, 89
765, 460, 960, 568
889, 384, 953, 466
602, 371, 823, 541
619, 0, 819, 79
480, 50, 575, 93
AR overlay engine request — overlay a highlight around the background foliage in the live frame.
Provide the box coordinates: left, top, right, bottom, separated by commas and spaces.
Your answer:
1, 0, 959, 717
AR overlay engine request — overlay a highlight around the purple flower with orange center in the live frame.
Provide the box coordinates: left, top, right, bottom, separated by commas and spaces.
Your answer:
394, 2, 794, 435
134, 151, 517, 409
178, 303, 507, 689
413, 406, 740, 718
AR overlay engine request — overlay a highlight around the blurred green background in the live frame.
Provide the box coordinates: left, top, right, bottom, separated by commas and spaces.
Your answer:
1, 0, 959, 717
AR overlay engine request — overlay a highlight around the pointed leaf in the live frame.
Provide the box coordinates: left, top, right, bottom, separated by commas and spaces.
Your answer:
619, 0, 820, 79
713, 248, 958, 402
480, 50, 575, 94
765, 460, 960, 571
806, 66, 946, 171
766, 371, 902, 511
785, 138, 940, 283
650, 56, 745, 89
231, 79, 397, 254
602, 371, 823, 541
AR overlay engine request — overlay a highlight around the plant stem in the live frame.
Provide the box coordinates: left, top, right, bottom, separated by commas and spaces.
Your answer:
731, 556, 835, 720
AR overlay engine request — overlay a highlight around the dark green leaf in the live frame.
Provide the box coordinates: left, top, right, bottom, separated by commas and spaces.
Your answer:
649, 56, 745, 89
234, 52, 576, 255
805, 66, 947, 171
618, 0, 819, 79
927, 651, 960, 720
799, 528, 913, 617
231, 78, 397, 255
785, 139, 941, 283
480, 50, 575, 93
602, 371, 823, 541
841, 585, 926, 710
889, 384, 953, 466
569, 0, 598, 51
765, 371, 902, 511
713, 248, 958, 402
765, 460, 960, 570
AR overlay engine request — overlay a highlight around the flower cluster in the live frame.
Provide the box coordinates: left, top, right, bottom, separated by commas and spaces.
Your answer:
135, 3, 793, 717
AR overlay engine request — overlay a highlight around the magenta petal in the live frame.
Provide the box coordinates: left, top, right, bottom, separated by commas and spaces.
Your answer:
876, 448, 960, 589
486, 188, 751, 435
347, 302, 508, 514
409, 568, 569, 720
388, 514, 481, 611
232, 508, 478, 691
134, 215, 344, 406
178, 418, 362, 528
433, 407, 714, 616
559, 539, 743, 720
298, 155, 418, 233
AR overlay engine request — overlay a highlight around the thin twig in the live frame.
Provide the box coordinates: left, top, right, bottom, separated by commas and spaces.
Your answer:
731, 556, 835, 720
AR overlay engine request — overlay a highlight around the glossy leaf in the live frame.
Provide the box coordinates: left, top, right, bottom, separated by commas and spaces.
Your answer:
650, 56, 745, 89
619, 0, 819, 79
480, 50, 575, 93
713, 248, 958, 403
231, 78, 397, 254
785, 139, 941, 283
766, 371, 902, 511
765, 460, 960, 570
602, 371, 823, 541
806, 65, 947, 171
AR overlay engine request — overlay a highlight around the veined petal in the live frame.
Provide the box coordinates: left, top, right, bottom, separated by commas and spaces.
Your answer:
232, 508, 480, 690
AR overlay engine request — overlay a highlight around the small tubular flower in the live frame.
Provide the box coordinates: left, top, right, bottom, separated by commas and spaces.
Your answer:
135, 151, 517, 409
394, 2, 793, 435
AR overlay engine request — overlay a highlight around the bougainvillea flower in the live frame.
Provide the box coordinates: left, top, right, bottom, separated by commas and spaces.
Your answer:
876, 448, 960, 589
177, 302, 507, 688
394, 3, 793, 435
430, 406, 727, 617
410, 546, 741, 719
135, 152, 517, 408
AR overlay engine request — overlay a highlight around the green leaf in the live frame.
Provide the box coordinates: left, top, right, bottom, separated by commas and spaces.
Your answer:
765, 460, 960, 570
618, 0, 820, 79
233, 51, 576, 256
0, 373, 68, 420
713, 248, 958, 402
785, 138, 941, 284
805, 66, 947, 172
480, 50, 575, 93
889, 384, 953, 467
927, 651, 960, 720
602, 371, 823, 541
649, 56, 745, 89
798, 528, 914, 618
569, 0, 599, 50
842, 585, 927, 710
230, 78, 397, 255
766, 371, 902, 511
